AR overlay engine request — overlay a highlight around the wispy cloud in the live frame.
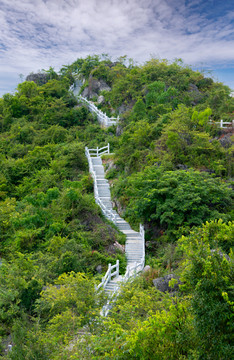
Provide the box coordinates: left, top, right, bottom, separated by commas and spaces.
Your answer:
0, 0, 234, 95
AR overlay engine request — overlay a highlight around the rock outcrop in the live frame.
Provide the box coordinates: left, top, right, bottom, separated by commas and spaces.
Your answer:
26, 72, 49, 85
81, 76, 111, 99
153, 274, 182, 293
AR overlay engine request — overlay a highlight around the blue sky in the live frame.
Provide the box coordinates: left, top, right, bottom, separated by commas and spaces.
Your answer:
0, 0, 234, 97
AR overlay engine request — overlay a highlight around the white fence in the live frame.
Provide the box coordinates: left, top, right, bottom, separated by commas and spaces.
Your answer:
85, 144, 145, 316
209, 119, 234, 128
87, 144, 110, 157
85, 144, 118, 224
79, 95, 119, 128
96, 260, 119, 291
101, 226, 145, 316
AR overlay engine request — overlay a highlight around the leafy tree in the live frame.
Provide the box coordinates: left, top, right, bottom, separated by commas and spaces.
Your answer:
122, 168, 232, 237
179, 221, 234, 359
17, 81, 38, 98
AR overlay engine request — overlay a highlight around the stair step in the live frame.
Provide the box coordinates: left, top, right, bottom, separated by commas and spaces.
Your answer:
126, 253, 142, 256
126, 250, 142, 253
127, 253, 143, 255
87, 149, 145, 301
117, 226, 132, 229
126, 235, 140, 238
125, 231, 140, 235
126, 246, 142, 249
126, 242, 141, 245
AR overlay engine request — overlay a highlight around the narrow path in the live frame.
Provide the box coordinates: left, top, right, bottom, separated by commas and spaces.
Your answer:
73, 91, 145, 315
87, 147, 145, 302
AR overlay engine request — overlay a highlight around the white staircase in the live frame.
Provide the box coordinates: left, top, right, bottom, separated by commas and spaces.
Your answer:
78, 96, 119, 128
85, 144, 145, 316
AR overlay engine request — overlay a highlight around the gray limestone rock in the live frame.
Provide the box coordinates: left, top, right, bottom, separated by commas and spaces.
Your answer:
143, 265, 151, 273
81, 77, 111, 99
26, 72, 49, 85
96, 265, 102, 274
153, 274, 182, 293
114, 241, 125, 253
176, 164, 188, 170
187, 83, 204, 105
97, 95, 105, 104
117, 102, 134, 114
219, 134, 232, 149
210, 249, 230, 261
116, 125, 123, 136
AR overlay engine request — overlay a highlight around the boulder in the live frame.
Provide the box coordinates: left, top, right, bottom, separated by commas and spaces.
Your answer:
81, 86, 89, 98
153, 274, 182, 293
117, 102, 134, 114
81, 76, 111, 99
26, 72, 49, 85
188, 83, 200, 94
143, 265, 151, 273
187, 83, 204, 105
219, 134, 232, 149
176, 164, 188, 170
96, 265, 102, 274
97, 95, 105, 104
113, 199, 125, 216
116, 125, 123, 136
210, 249, 230, 261
105, 160, 117, 172
114, 241, 125, 253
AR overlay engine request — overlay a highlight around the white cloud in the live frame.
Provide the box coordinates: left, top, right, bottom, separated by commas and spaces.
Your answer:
0, 0, 234, 95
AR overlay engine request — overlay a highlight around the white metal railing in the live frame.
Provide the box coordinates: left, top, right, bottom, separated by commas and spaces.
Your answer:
98, 221, 145, 318
102, 225, 145, 316
85, 144, 145, 316
123, 224, 145, 280
209, 119, 234, 128
78, 95, 119, 128
85, 145, 117, 225
96, 260, 119, 291
87, 144, 110, 157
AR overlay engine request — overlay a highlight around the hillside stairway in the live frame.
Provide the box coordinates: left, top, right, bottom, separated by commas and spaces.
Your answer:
78, 95, 119, 128
85, 144, 145, 316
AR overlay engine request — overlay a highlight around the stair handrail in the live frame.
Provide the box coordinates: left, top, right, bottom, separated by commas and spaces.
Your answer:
85, 146, 117, 224
209, 119, 234, 128
94, 204, 145, 297
96, 260, 119, 291
85, 144, 146, 316
78, 95, 119, 128
101, 283, 120, 317
140, 223, 145, 271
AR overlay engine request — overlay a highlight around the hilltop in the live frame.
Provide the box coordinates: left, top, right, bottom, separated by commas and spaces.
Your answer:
0, 55, 233, 359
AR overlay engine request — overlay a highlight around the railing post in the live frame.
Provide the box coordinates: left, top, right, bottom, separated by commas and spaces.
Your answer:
116, 259, 119, 277
97, 146, 99, 157
220, 119, 223, 128
108, 143, 110, 154
134, 262, 137, 278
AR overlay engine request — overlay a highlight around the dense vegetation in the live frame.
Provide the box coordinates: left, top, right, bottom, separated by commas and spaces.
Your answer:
0, 55, 233, 359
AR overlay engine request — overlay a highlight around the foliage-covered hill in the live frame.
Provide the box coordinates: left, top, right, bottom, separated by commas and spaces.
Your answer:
0, 55, 233, 359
